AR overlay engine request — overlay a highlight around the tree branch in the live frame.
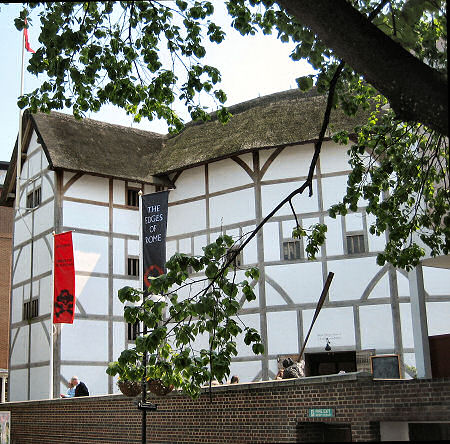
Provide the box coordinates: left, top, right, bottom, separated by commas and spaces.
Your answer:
277, 0, 448, 136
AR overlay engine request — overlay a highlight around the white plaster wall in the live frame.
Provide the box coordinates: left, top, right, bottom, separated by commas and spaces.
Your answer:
73, 233, 108, 274
60, 365, 108, 397
267, 310, 298, 354
266, 281, 288, 306
14, 213, 33, 246
168, 199, 207, 236
345, 212, 364, 232
32, 235, 52, 277
426, 302, 450, 335
423, 267, 450, 295
169, 166, 205, 201
321, 175, 348, 211
61, 319, 108, 361
10, 287, 24, 324
366, 273, 390, 300
38, 275, 52, 316
193, 234, 207, 256
328, 257, 387, 301
30, 321, 50, 362
178, 237, 191, 254
41, 172, 55, 202
75, 275, 109, 315
209, 188, 255, 228
324, 216, 344, 256
113, 279, 136, 316
208, 158, 252, 193
113, 321, 126, 361
233, 313, 261, 356
359, 304, 394, 349
10, 327, 29, 366
241, 225, 258, 265
265, 262, 323, 304
13, 243, 31, 284
366, 213, 388, 252
396, 271, 410, 297
229, 360, 261, 383
27, 150, 43, 179
113, 238, 125, 275
113, 208, 138, 235
262, 144, 315, 180
8, 369, 28, 401
166, 240, 177, 260
64, 174, 110, 202
113, 179, 125, 205
320, 141, 352, 174
29, 366, 51, 400
33, 201, 54, 237
399, 303, 415, 349
261, 180, 318, 217
64, 201, 109, 232
303, 306, 355, 348
128, 239, 139, 256
263, 222, 280, 262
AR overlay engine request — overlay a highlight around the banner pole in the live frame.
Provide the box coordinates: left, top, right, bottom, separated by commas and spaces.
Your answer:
138, 191, 147, 444
49, 232, 55, 399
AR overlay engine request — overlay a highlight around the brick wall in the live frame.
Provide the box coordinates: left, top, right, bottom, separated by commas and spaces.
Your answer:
0, 205, 12, 370
1, 373, 449, 443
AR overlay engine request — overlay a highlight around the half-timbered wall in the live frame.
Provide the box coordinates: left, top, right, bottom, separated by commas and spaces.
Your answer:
8, 135, 450, 401
9, 130, 55, 401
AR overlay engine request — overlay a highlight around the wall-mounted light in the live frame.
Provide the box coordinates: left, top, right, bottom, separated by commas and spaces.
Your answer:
325, 338, 331, 351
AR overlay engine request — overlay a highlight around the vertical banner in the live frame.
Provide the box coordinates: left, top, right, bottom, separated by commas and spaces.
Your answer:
53, 231, 76, 324
141, 191, 169, 294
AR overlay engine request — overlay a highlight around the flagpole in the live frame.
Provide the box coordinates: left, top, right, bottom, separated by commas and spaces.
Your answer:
15, 23, 26, 211
50, 232, 55, 398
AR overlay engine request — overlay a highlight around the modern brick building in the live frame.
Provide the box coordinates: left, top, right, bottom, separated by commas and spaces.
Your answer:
0, 161, 12, 403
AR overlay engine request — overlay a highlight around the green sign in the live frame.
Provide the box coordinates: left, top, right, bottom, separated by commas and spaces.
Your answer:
308, 408, 335, 418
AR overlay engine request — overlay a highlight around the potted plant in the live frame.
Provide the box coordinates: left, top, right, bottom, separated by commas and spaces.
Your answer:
107, 359, 144, 397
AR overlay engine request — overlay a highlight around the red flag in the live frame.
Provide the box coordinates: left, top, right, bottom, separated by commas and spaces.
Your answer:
24, 18, 35, 53
53, 232, 76, 324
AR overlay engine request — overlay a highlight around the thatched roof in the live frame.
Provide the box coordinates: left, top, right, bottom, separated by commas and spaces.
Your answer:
31, 111, 165, 182
1, 88, 366, 206
157, 88, 365, 175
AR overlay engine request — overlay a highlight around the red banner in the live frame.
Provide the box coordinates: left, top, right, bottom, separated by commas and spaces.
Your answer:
53, 232, 75, 324
24, 18, 35, 53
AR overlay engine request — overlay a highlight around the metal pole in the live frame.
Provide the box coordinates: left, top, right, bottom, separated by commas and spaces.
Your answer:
49, 232, 55, 398
138, 191, 147, 444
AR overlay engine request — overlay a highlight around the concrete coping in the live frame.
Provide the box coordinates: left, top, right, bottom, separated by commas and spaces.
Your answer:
3, 371, 421, 406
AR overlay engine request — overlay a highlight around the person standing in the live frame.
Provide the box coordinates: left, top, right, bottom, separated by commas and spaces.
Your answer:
72, 376, 89, 397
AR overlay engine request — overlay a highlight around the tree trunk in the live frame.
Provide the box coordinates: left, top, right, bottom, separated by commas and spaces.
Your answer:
277, 0, 448, 136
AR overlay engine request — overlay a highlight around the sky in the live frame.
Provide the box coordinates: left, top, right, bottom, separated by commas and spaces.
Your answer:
0, 2, 314, 162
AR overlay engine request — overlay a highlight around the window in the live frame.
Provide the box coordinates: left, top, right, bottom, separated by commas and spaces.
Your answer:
127, 257, 139, 276
283, 239, 301, 260
127, 321, 141, 341
155, 185, 165, 192
346, 234, 365, 255
23, 299, 38, 321
26, 187, 41, 209
127, 188, 139, 207
226, 247, 243, 268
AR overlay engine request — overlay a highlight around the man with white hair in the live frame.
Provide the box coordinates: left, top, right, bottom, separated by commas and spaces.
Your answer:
71, 376, 89, 397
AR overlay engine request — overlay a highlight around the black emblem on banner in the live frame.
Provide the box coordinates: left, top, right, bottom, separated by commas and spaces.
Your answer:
54, 289, 74, 318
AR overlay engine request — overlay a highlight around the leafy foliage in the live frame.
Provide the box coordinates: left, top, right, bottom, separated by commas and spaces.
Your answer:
106, 235, 263, 399
15, 1, 448, 265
